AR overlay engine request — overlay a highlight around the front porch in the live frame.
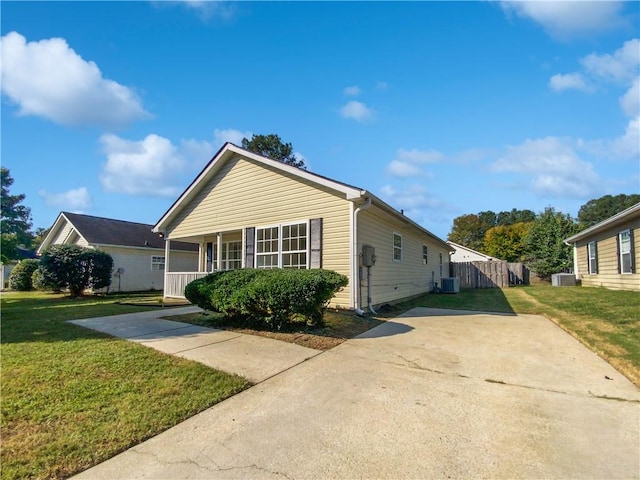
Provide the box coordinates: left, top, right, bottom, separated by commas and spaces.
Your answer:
163, 229, 244, 299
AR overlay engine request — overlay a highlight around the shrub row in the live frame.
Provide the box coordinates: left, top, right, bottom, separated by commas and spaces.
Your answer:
185, 268, 348, 330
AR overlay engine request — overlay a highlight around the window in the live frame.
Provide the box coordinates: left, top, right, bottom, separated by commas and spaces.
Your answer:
587, 241, 598, 274
422, 245, 428, 264
393, 233, 402, 262
222, 241, 242, 270
256, 227, 279, 268
256, 222, 308, 269
282, 223, 307, 268
151, 256, 165, 271
619, 230, 632, 274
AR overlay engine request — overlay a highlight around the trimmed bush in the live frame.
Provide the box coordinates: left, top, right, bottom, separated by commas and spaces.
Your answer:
185, 269, 348, 330
8, 259, 40, 291
38, 244, 113, 296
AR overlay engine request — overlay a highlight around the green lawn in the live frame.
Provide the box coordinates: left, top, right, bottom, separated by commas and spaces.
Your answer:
389, 286, 640, 387
0, 291, 249, 480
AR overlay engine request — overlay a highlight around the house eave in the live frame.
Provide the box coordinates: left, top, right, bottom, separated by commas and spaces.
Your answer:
564, 202, 640, 245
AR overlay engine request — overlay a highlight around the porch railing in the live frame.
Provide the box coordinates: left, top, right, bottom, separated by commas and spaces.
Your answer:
164, 272, 209, 298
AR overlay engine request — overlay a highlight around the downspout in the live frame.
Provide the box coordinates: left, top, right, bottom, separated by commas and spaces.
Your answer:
352, 197, 372, 316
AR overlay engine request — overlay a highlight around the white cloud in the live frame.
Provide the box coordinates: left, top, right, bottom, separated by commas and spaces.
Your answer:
396, 148, 444, 164
386, 161, 424, 178
620, 78, 640, 117
492, 137, 600, 198
99, 134, 187, 196
549, 73, 593, 92
213, 128, 252, 146
38, 187, 92, 212
343, 85, 362, 96
375, 81, 388, 91
154, 1, 236, 21
581, 39, 640, 84
180, 138, 215, 163
585, 116, 640, 161
340, 101, 374, 122
0, 31, 149, 128
378, 183, 442, 214
500, 1, 627, 39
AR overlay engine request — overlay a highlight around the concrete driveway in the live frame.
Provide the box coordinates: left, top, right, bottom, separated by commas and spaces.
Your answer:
74, 308, 639, 479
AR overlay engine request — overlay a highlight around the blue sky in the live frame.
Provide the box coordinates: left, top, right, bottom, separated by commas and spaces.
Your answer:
2, 1, 639, 240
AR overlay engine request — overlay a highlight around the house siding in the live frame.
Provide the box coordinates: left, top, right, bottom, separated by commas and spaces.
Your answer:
574, 218, 640, 291
165, 156, 353, 307
358, 206, 450, 305
50, 221, 88, 247
106, 246, 198, 292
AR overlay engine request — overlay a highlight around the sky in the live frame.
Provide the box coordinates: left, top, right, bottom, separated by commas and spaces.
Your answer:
1, 1, 639, 240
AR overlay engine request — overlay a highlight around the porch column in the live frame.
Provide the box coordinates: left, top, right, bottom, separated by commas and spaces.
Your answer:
198, 242, 205, 272
217, 232, 222, 271
164, 238, 171, 298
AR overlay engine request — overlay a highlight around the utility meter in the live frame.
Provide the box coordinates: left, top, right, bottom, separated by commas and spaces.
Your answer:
362, 245, 376, 267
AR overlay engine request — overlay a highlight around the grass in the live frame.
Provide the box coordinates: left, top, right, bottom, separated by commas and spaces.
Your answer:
0, 291, 250, 480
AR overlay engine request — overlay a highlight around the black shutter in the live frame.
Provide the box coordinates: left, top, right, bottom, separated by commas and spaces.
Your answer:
616, 233, 622, 274
309, 218, 323, 269
245, 227, 255, 269
593, 242, 598, 274
630, 230, 635, 273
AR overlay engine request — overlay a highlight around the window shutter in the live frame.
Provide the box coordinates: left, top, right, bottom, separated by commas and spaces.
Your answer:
593, 242, 598, 274
245, 227, 255, 268
630, 230, 635, 273
309, 218, 323, 269
616, 234, 621, 274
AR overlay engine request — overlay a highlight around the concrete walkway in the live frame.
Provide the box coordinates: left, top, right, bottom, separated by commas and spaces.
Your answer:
69, 307, 322, 383
72, 308, 639, 479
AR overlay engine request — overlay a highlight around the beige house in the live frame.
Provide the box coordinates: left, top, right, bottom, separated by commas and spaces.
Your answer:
564, 203, 639, 291
153, 143, 451, 311
39, 212, 198, 292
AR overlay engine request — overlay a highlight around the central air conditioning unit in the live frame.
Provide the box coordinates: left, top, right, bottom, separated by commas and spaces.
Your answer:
441, 277, 460, 294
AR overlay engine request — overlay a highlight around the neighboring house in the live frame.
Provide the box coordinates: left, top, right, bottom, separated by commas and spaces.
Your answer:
564, 202, 639, 291
38, 212, 198, 292
447, 241, 499, 262
153, 142, 451, 311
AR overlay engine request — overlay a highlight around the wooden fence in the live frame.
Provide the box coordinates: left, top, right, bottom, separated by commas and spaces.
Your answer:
450, 261, 529, 289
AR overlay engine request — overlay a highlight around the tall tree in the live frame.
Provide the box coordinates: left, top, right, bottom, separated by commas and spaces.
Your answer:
484, 222, 533, 262
1, 168, 33, 262
496, 208, 536, 226
577, 194, 640, 228
525, 208, 579, 280
241, 134, 305, 169
447, 214, 491, 252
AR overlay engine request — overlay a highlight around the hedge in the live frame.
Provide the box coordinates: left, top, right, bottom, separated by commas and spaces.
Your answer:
185, 269, 348, 330
8, 259, 40, 291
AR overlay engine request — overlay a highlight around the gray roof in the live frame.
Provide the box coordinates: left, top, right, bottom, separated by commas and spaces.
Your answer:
62, 212, 198, 252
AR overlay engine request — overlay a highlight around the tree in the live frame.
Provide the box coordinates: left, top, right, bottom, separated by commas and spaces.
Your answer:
447, 214, 491, 252
38, 245, 113, 296
484, 222, 533, 262
1, 168, 33, 262
496, 208, 536, 226
241, 134, 305, 169
525, 208, 579, 280
577, 194, 640, 228
8, 259, 39, 291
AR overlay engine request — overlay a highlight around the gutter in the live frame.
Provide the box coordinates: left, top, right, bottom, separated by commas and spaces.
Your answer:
352, 197, 372, 315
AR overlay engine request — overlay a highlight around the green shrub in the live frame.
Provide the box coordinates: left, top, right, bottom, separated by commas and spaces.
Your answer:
31, 268, 60, 292
185, 269, 348, 330
8, 259, 40, 291
38, 245, 113, 296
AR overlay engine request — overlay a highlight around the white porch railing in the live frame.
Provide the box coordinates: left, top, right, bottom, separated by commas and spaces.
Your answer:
164, 272, 209, 298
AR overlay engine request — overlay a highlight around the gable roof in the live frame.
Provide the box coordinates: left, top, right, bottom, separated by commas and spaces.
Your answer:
39, 212, 198, 254
447, 241, 499, 261
564, 202, 640, 244
153, 142, 450, 250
